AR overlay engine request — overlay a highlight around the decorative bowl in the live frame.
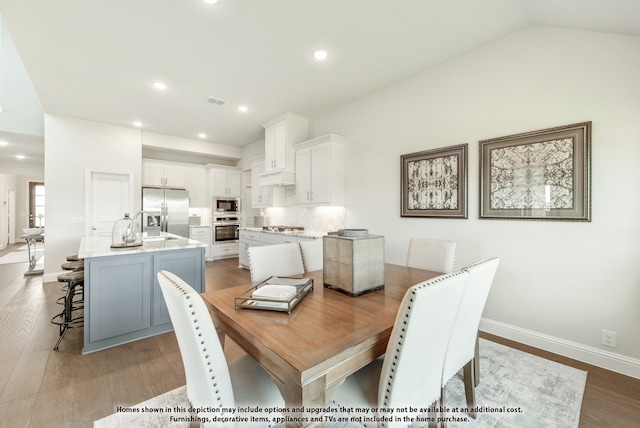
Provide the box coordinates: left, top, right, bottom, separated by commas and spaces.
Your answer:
337, 229, 369, 238
23, 227, 44, 236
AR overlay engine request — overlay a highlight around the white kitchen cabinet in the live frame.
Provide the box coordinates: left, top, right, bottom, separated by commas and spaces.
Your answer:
238, 230, 262, 268
251, 160, 285, 208
210, 167, 242, 197
238, 229, 317, 269
189, 226, 211, 260
212, 243, 239, 260
260, 112, 309, 184
294, 134, 346, 206
186, 166, 207, 207
142, 159, 187, 188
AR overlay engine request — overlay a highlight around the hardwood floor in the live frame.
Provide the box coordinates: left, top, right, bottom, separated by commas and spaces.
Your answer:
0, 244, 637, 427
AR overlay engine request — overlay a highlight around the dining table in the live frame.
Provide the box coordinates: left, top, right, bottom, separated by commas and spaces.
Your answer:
201, 263, 442, 426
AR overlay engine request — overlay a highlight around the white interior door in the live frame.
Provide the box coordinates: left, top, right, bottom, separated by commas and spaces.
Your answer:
86, 171, 133, 236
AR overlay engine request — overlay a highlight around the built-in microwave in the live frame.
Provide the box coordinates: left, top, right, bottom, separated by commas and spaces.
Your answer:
213, 197, 239, 214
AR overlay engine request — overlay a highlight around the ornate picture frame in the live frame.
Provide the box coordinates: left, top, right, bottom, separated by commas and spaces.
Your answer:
479, 122, 591, 221
401, 144, 468, 218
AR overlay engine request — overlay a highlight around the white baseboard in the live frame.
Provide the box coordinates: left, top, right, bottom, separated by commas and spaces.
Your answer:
43, 272, 61, 284
480, 317, 640, 380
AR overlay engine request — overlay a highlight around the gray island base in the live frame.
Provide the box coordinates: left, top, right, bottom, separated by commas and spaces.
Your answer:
78, 233, 205, 354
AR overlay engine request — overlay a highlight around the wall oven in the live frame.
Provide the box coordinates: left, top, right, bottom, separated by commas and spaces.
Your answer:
212, 215, 240, 244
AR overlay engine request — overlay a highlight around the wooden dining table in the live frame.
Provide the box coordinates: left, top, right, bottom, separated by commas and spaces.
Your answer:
201, 263, 442, 425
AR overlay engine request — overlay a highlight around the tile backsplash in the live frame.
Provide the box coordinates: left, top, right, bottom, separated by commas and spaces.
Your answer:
263, 188, 346, 232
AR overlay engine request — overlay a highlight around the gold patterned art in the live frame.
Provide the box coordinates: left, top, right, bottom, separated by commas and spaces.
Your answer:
401, 144, 467, 218
480, 122, 591, 221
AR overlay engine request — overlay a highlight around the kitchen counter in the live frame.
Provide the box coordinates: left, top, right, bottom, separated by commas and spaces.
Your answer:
238, 228, 326, 269
80, 232, 205, 354
240, 227, 325, 240
78, 232, 206, 258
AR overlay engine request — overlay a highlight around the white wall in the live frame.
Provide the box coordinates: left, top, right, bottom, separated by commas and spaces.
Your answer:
43, 115, 142, 280
0, 18, 44, 136
311, 27, 640, 374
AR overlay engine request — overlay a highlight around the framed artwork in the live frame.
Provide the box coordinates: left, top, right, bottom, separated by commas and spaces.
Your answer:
479, 122, 591, 221
401, 144, 467, 218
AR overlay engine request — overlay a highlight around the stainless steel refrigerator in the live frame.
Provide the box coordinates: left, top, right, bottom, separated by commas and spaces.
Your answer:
141, 187, 190, 238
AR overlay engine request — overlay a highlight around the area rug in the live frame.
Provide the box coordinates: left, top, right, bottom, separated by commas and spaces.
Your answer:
0, 247, 44, 265
94, 339, 586, 427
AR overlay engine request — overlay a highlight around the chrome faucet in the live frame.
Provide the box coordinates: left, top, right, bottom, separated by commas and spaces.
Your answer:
125, 210, 158, 242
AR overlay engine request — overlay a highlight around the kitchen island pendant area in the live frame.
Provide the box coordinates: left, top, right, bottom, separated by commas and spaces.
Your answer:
78, 233, 205, 354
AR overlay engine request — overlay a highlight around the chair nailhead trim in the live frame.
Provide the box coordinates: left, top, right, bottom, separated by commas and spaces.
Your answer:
158, 271, 230, 409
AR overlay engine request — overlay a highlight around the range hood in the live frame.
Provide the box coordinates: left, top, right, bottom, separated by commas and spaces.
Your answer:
259, 170, 295, 186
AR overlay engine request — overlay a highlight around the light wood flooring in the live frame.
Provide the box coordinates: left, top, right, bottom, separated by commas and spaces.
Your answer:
0, 243, 638, 427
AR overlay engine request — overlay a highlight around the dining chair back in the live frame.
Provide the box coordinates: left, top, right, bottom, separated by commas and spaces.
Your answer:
406, 238, 457, 273
441, 257, 500, 419
248, 242, 305, 284
332, 270, 469, 427
157, 270, 284, 426
299, 239, 323, 272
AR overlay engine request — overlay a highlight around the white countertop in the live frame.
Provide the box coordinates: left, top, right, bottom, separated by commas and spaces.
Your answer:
78, 232, 207, 258
241, 227, 326, 239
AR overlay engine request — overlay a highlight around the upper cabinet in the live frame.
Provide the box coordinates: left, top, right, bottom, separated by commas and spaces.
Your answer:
210, 167, 242, 197
251, 160, 286, 208
142, 159, 187, 188
260, 112, 309, 186
294, 134, 346, 206
142, 159, 208, 207
186, 166, 208, 207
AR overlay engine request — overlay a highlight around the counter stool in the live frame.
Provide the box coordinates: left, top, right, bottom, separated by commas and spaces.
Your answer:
66, 254, 80, 261
51, 270, 84, 351
61, 260, 84, 271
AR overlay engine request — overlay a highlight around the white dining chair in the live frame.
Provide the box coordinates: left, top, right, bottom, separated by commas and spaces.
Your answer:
299, 239, 323, 272
331, 270, 469, 428
441, 258, 500, 420
406, 238, 457, 273
248, 242, 305, 284
157, 270, 284, 427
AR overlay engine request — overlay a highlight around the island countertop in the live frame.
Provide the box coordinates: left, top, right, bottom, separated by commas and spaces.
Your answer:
78, 232, 206, 259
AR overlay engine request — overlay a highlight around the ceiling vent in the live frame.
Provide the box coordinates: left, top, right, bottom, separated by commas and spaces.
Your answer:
206, 96, 227, 106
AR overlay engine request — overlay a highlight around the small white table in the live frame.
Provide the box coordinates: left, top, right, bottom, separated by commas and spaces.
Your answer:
20, 233, 44, 276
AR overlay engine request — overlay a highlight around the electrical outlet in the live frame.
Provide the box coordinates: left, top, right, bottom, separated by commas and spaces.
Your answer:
601, 330, 617, 348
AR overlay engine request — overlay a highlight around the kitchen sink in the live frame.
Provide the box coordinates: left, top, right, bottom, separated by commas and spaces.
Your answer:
141, 235, 179, 242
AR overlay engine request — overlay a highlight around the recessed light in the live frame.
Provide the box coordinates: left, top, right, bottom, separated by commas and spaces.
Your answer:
153, 81, 167, 91
133, 121, 143, 127
313, 50, 328, 61
203, 0, 219, 4
16, 154, 26, 160
198, 133, 207, 139
238, 105, 248, 113
0, 141, 8, 146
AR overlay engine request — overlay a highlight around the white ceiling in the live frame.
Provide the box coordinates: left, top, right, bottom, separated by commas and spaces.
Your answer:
0, 0, 639, 164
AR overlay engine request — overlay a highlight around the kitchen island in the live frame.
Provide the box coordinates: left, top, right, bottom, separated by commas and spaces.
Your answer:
78, 233, 206, 354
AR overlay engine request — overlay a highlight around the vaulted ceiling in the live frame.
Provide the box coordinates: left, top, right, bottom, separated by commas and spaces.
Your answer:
0, 0, 639, 165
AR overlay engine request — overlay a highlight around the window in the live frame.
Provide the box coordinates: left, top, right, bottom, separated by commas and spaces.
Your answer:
29, 182, 45, 228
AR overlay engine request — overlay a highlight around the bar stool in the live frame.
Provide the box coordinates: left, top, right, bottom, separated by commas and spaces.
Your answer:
51, 270, 84, 350
61, 260, 84, 271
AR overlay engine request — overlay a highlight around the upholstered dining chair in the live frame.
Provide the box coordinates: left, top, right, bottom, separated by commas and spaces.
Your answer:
248, 242, 305, 284
157, 270, 284, 427
441, 258, 500, 420
331, 270, 469, 428
406, 238, 457, 273
299, 239, 323, 272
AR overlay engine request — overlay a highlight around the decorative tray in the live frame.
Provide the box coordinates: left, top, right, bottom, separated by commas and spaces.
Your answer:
235, 276, 314, 313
